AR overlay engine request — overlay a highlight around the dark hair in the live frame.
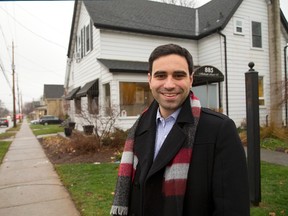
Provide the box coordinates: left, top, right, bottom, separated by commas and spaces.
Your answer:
148, 44, 194, 75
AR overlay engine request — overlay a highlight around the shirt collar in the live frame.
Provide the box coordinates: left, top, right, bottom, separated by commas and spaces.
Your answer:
156, 107, 182, 122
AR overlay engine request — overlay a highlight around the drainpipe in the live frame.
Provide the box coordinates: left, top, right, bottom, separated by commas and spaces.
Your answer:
285, 45, 288, 126
218, 31, 229, 116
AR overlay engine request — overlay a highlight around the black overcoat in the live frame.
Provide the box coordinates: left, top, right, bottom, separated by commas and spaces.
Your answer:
128, 96, 250, 216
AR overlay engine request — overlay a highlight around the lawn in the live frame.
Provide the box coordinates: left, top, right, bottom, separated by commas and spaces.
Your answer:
55, 163, 118, 216
55, 161, 288, 216
30, 124, 64, 136
0, 141, 12, 164
250, 162, 288, 216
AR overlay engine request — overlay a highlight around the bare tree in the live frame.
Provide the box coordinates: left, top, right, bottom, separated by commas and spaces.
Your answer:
77, 104, 121, 147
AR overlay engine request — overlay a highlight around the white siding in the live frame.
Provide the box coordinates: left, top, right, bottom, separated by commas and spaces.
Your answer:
199, 0, 271, 126
66, 0, 288, 130
99, 30, 199, 64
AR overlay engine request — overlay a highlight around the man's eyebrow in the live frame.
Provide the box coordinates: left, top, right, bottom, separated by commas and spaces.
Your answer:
153, 71, 166, 75
174, 70, 187, 74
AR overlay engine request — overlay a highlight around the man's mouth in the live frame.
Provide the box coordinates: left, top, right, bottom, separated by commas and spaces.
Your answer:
161, 93, 178, 97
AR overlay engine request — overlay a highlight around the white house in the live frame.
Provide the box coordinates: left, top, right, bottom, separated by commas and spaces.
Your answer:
64, 0, 288, 131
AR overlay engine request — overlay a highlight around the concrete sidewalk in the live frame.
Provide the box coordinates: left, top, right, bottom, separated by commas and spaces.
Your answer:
0, 120, 80, 216
244, 147, 288, 166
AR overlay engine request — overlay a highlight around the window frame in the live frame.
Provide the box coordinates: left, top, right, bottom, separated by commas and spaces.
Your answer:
88, 94, 99, 115
251, 21, 262, 49
234, 17, 244, 35
74, 97, 82, 114
119, 81, 153, 117
258, 75, 265, 106
75, 20, 93, 61
103, 83, 111, 116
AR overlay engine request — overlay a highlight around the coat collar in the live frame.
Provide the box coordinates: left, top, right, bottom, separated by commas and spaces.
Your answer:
134, 94, 195, 180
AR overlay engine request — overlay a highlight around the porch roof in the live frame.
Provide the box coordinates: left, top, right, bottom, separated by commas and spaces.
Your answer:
76, 79, 99, 97
65, 86, 81, 100
98, 59, 148, 73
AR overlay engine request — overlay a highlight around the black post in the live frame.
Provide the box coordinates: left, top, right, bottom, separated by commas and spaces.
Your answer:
245, 62, 261, 206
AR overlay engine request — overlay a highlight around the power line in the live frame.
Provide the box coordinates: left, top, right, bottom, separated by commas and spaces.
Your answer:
0, 57, 12, 90
0, 6, 67, 50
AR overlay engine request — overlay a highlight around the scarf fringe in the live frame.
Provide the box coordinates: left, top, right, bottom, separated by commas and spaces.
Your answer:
110, 206, 128, 215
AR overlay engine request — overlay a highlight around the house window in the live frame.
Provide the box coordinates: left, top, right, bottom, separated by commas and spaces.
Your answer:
88, 94, 98, 114
252, 21, 262, 48
81, 28, 85, 58
258, 76, 265, 106
104, 83, 111, 116
119, 82, 153, 116
74, 98, 81, 114
85, 21, 93, 54
234, 18, 244, 34
76, 20, 93, 60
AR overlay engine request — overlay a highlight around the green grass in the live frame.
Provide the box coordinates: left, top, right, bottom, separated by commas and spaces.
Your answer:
30, 124, 64, 136
55, 162, 288, 216
250, 162, 288, 216
261, 138, 288, 151
0, 132, 15, 140
0, 141, 12, 164
55, 163, 118, 216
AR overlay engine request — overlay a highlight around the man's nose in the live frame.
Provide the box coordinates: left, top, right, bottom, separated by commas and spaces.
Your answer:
163, 76, 175, 89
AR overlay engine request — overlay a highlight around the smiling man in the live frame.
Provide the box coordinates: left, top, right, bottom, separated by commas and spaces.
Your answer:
111, 44, 250, 216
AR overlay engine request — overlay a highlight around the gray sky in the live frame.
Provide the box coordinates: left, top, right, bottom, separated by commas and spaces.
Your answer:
0, 0, 287, 112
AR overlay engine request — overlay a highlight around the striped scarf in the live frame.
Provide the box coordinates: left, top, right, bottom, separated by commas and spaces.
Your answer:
111, 92, 201, 215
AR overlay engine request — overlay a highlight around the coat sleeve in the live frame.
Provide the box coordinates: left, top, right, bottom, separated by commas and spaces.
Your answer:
212, 118, 250, 216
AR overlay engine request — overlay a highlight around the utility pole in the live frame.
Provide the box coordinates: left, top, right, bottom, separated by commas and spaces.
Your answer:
12, 41, 16, 128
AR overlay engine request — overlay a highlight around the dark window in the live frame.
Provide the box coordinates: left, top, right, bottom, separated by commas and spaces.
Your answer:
252, 21, 262, 48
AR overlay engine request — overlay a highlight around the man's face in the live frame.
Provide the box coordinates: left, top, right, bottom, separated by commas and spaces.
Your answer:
148, 54, 193, 118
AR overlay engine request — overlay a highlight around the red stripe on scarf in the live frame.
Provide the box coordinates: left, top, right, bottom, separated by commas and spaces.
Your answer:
118, 163, 133, 177
123, 139, 134, 151
192, 106, 201, 117
168, 148, 192, 165
163, 179, 187, 196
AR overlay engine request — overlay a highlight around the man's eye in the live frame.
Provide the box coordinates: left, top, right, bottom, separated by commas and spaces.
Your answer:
174, 73, 186, 79
154, 74, 166, 79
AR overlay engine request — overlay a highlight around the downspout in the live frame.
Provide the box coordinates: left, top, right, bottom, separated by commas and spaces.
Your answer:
285, 45, 288, 126
218, 31, 229, 116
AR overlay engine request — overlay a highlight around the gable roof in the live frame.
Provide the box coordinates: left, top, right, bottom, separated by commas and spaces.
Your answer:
68, 0, 288, 57
43, 84, 64, 99
83, 0, 242, 39
68, 0, 243, 56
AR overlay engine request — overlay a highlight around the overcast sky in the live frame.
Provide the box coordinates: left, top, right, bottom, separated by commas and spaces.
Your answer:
0, 0, 287, 112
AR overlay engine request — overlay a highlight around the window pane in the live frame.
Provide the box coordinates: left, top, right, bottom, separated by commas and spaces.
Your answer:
104, 83, 111, 116
258, 76, 264, 105
120, 82, 153, 116
252, 21, 262, 48
75, 98, 81, 114
86, 25, 90, 53
88, 95, 98, 114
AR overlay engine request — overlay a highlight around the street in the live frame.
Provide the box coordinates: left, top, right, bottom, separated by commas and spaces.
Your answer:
0, 119, 12, 134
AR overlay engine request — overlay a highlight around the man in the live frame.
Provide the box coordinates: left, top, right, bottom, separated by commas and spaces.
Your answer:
111, 44, 250, 216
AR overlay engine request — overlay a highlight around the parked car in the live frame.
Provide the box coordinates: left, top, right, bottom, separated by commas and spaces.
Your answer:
0, 118, 9, 127
39, 115, 63, 125
30, 119, 40, 124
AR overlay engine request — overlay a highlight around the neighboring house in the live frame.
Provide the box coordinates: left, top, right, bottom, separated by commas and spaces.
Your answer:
64, 0, 288, 131
29, 101, 46, 120
43, 84, 65, 118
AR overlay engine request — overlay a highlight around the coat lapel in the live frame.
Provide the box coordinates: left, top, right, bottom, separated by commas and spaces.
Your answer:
147, 96, 194, 179
147, 124, 186, 178
134, 101, 158, 183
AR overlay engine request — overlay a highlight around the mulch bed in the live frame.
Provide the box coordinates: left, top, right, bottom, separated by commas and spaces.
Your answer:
38, 133, 122, 164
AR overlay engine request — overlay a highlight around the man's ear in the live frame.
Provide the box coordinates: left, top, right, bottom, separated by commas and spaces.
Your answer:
148, 72, 151, 84
190, 72, 194, 86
